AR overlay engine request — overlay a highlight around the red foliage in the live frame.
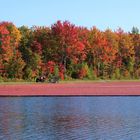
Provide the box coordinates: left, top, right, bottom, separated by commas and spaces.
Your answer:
47, 61, 56, 74
51, 21, 85, 64
0, 20, 138, 80
79, 67, 87, 79
31, 40, 42, 54
52, 20, 78, 46
0, 22, 12, 62
59, 72, 64, 80
58, 64, 64, 79
66, 41, 86, 63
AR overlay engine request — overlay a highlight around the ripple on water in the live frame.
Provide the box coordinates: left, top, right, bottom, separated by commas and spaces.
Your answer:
0, 97, 140, 139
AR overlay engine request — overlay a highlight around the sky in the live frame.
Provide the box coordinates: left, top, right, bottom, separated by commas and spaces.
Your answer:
0, 0, 140, 31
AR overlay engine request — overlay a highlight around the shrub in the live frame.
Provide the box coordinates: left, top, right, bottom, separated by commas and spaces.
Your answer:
0, 75, 3, 82
87, 67, 97, 80
113, 68, 121, 79
23, 67, 33, 80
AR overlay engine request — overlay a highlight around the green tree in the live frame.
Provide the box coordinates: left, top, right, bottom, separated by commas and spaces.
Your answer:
131, 27, 139, 34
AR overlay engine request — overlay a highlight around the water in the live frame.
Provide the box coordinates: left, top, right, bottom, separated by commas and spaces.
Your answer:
0, 97, 140, 140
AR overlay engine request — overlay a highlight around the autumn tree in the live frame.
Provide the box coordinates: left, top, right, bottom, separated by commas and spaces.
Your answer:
51, 21, 87, 78
116, 28, 135, 78
0, 20, 140, 80
130, 27, 140, 78
103, 29, 119, 78
0, 22, 12, 63
0, 22, 25, 79
19, 26, 42, 79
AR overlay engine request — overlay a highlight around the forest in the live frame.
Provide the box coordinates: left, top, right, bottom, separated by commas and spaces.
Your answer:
0, 21, 140, 81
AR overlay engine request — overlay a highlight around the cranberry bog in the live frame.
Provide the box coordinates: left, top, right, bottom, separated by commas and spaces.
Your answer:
0, 81, 140, 96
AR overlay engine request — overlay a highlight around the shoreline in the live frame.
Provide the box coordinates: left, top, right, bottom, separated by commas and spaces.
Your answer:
0, 81, 140, 96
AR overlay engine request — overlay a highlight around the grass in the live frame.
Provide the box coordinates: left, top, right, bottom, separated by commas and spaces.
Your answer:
0, 81, 35, 85
0, 79, 140, 85
60, 79, 140, 83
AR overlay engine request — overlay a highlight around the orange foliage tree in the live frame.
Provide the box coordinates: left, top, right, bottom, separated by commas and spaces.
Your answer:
0, 20, 140, 80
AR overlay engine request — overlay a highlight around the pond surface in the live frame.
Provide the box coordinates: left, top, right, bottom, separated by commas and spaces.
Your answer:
0, 97, 140, 140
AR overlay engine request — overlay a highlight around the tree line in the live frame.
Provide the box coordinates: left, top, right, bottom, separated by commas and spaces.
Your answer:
0, 21, 140, 81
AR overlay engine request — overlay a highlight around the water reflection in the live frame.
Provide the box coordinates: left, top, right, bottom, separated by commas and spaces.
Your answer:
0, 97, 140, 139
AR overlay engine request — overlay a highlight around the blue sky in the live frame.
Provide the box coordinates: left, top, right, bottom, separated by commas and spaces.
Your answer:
0, 0, 140, 31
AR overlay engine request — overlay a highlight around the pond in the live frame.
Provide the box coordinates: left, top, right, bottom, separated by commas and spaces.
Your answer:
0, 96, 140, 140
